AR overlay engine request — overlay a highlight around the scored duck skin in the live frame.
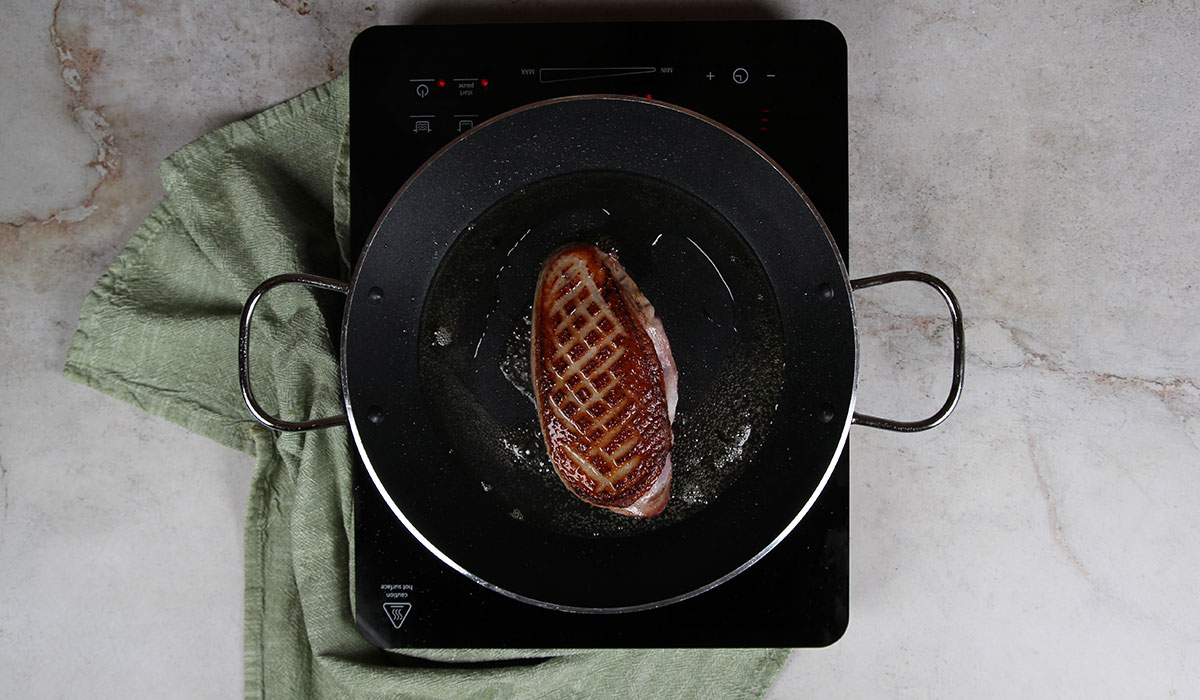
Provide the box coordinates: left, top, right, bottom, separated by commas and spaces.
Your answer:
530, 243, 678, 517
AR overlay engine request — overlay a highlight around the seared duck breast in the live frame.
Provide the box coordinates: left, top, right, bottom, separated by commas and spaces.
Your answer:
530, 243, 678, 517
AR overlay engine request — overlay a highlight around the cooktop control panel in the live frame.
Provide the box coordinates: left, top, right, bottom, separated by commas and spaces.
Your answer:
349, 20, 848, 648
350, 21, 847, 258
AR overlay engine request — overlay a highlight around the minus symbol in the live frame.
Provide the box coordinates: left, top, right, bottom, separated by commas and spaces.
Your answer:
766, 73, 776, 78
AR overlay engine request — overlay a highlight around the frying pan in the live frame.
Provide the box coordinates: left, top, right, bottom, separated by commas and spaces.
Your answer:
238, 96, 964, 612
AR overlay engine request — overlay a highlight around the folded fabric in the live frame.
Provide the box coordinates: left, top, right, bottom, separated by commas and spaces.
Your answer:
63, 71, 788, 699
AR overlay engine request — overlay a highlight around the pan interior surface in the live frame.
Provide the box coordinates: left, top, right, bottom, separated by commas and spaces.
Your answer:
343, 96, 856, 610
418, 170, 784, 538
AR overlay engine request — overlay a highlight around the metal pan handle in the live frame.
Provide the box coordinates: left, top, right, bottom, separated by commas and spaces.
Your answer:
238, 273, 350, 432
849, 270, 965, 432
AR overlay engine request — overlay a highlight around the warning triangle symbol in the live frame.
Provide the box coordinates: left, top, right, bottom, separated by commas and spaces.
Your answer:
383, 602, 412, 629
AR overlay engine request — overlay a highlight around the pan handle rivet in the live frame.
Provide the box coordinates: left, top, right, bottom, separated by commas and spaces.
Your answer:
816, 282, 834, 300
367, 406, 384, 424
368, 286, 384, 302
819, 405, 835, 423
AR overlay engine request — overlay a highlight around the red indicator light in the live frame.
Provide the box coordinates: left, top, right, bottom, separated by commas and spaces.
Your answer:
645, 93, 653, 99
437, 79, 446, 87
481, 78, 489, 87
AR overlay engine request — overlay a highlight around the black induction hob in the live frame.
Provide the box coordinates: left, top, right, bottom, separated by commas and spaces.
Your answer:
349, 20, 848, 648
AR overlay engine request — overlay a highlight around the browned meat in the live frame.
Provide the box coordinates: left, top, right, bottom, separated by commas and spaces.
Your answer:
530, 243, 677, 517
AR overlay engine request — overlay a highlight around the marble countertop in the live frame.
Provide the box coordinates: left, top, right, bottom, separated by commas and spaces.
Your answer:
2, 1, 1197, 697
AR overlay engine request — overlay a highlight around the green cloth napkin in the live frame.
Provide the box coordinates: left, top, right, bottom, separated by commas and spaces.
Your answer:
63, 71, 789, 699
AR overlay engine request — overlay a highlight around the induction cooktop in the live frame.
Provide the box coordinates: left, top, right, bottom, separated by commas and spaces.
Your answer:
348, 20, 848, 648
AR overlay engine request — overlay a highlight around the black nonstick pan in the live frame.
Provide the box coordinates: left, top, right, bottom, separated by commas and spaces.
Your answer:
239, 96, 964, 612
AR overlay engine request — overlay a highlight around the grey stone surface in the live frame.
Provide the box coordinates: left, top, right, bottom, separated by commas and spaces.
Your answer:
1, 2, 1196, 697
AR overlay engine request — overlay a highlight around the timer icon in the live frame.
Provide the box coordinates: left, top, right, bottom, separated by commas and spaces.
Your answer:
732, 67, 749, 84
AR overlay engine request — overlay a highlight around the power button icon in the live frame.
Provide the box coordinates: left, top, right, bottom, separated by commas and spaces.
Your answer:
732, 67, 749, 84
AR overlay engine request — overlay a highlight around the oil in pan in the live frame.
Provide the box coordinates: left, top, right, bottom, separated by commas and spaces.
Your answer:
419, 170, 783, 538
